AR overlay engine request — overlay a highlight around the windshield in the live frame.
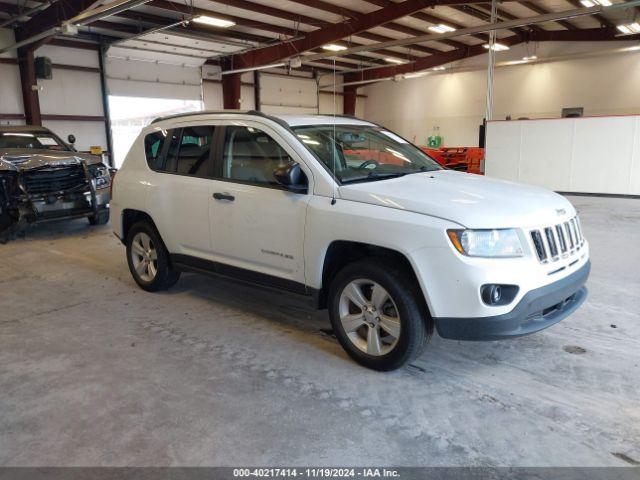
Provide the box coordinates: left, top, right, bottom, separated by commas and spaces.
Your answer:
0, 132, 69, 151
292, 124, 441, 184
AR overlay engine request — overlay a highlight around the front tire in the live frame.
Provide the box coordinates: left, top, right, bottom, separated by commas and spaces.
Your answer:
126, 221, 180, 292
328, 259, 431, 371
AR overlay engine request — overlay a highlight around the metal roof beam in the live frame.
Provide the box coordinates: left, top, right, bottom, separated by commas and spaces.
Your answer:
221, 0, 465, 71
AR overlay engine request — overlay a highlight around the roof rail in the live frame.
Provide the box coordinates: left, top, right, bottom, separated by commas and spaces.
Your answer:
150, 109, 250, 125
150, 109, 296, 129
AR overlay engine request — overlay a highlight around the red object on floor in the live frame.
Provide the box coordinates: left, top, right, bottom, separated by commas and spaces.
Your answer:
421, 147, 484, 175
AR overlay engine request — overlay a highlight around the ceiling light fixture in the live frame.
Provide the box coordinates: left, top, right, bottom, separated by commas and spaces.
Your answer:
522, 55, 538, 61
405, 71, 429, 79
617, 22, 640, 34
483, 43, 510, 51
384, 57, 406, 64
428, 24, 456, 34
322, 44, 347, 51
432, 65, 446, 71
193, 15, 235, 28
580, 0, 611, 6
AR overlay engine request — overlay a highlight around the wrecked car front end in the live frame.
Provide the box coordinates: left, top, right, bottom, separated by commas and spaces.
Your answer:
0, 153, 110, 242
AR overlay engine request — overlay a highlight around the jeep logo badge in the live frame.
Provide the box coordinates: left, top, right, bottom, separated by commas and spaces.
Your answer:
556, 209, 566, 216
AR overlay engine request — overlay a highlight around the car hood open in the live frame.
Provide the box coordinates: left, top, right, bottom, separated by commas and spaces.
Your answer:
338, 170, 576, 229
0, 150, 101, 172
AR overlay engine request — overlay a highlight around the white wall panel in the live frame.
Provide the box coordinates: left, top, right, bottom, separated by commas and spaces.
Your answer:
486, 116, 640, 195
0, 63, 23, 116
318, 92, 342, 116
518, 119, 574, 191
569, 117, 636, 194
631, 117, 640, 195
38, 69, 104, 116
241, 85, 255, 110
42, 120, 105, 152
1, 29, 22, 124
203, 80, 223, 109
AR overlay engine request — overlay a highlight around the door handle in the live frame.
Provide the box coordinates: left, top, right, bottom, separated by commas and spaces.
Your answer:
213, 192, 235, 201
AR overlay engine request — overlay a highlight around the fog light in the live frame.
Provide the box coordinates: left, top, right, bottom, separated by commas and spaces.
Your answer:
481, 284, 519, 306
491, 285, 501, 303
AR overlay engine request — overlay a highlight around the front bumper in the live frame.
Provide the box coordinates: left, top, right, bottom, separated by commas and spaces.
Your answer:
26, 187, 110, 222
435, 260, 590, 340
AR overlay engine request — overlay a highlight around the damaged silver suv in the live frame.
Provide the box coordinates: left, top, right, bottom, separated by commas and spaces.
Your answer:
0, 125, 111, 241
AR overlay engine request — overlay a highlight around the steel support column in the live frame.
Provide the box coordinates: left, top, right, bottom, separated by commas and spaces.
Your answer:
17, 47, 41, 125
484, 0, 497, 122
343, 85, 357, 116
253, 70, 261, 111
98, 46, 115, 166
222, 73, 242, 109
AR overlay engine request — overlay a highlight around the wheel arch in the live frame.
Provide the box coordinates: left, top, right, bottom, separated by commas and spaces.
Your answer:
121, 209, 159, 244
318, 240, 433, 321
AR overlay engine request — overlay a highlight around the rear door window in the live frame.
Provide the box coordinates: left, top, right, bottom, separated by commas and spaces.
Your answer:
175, 126, 215, 177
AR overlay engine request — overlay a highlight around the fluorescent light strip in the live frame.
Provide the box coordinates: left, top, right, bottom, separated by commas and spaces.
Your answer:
323, 44, 347, 52
428, 24, 456, 34
483, 42, 510, 51
617, 22, 640, 34
581, 0, 611, 6
193, 15, 235, 28
384, 57, 406, 64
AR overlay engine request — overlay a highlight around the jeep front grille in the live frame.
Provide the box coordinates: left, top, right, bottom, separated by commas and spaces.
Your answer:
531, 215, 584, 263
22, 165, 87, 195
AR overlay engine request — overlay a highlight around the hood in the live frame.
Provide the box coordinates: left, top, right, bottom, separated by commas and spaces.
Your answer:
338, 170, 576, 229
0, 150, 101, 172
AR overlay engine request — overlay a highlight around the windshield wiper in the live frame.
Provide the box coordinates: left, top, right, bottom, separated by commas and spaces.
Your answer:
342, 171, 407, 184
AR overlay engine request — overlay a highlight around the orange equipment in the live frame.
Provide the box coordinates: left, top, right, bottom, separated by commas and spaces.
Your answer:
421, 147, 484, 175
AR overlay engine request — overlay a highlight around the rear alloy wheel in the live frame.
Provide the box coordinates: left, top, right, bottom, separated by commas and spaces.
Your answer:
126, 221, 180, 292
329, 259, 430, 371
130, 232, 158, 283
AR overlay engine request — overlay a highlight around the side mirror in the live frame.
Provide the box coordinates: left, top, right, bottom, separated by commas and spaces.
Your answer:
67, 134, 76, 144
274, 163, 307, 192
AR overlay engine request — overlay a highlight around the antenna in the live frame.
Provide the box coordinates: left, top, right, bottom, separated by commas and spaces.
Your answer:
331, 57, 337, 206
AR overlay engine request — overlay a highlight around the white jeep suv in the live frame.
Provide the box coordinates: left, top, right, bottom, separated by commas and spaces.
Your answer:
111, 111, 590, 371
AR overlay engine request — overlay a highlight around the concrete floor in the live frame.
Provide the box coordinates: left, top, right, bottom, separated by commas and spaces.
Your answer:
0, 195, 638, 467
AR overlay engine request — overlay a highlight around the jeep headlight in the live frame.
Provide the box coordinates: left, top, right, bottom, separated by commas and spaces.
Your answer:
88, 163, 111, 189
447, 229, 523, 257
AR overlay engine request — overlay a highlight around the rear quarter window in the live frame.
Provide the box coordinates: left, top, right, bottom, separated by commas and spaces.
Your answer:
144, 131, 167, 171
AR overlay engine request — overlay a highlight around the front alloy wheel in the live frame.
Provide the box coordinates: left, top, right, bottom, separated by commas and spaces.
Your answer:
329, 259, 431, 371
339, 280, 401, 356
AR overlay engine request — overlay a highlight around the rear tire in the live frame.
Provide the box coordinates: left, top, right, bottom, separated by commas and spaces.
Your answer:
126, 221, 180, 292
328, 258, 431, 371
88, 209, 109, 225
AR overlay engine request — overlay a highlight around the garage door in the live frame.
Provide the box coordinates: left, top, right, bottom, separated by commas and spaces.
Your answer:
259, 73, 318, 115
